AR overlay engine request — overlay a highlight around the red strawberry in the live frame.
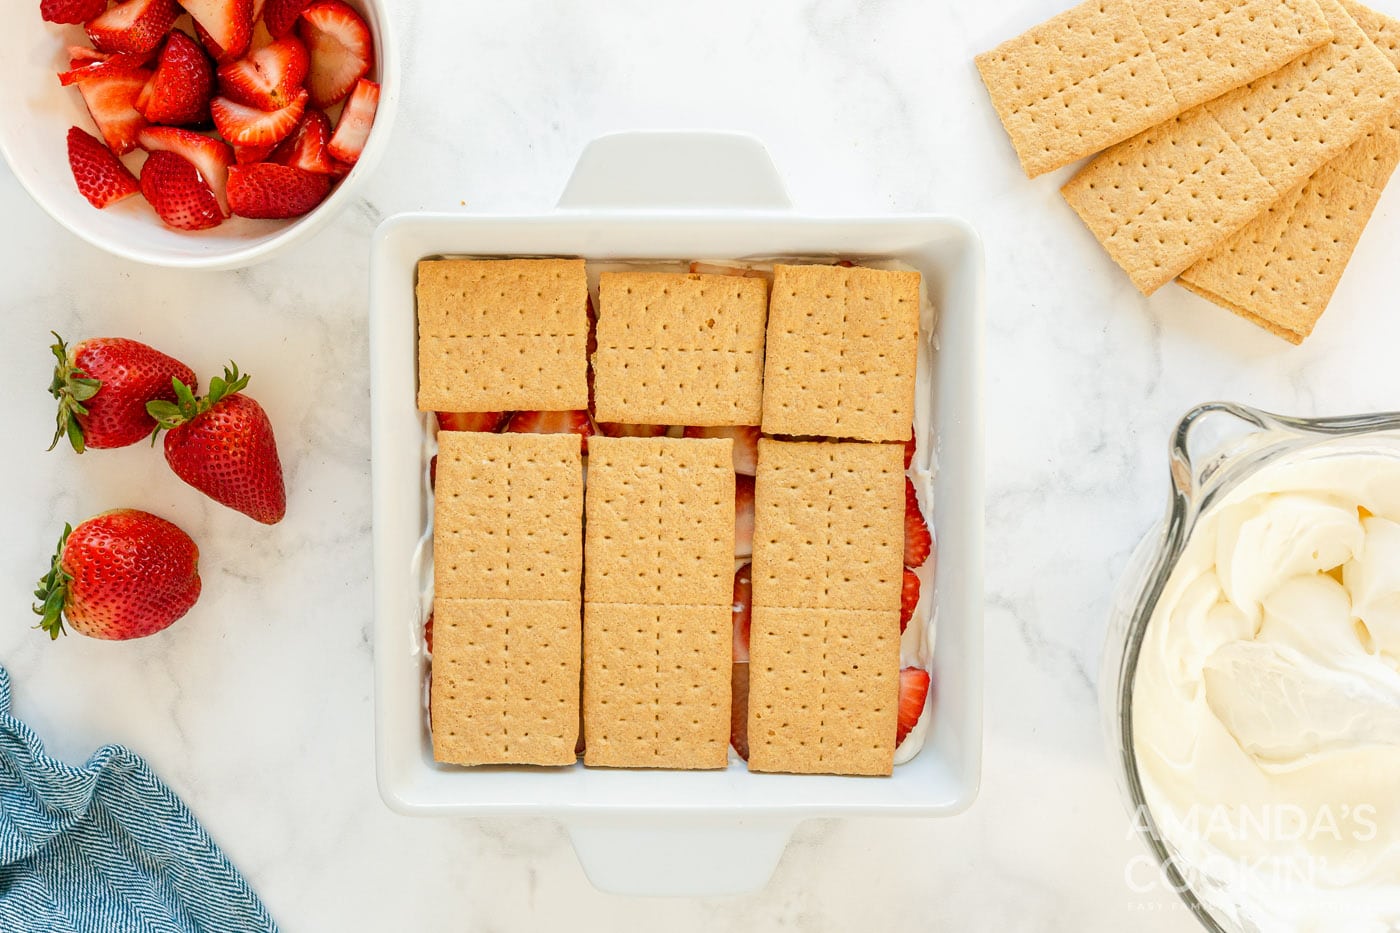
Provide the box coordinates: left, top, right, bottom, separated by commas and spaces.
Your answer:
86, 0, 177, 55
596, 422, 668, 438
233, 142, 274, 163
325, 76, 376, 164
735, 473, 755, 559
210, 87, 306, 147
33, 510, 201, 640
148, 364, 287, 524
896, 667, 931, 746
42, 0, 107, 24
730, 662, 750, 761
47, 333, 194, 452
73, 66, 151, 154
428, 454, 437, 489
137, 31, 214, 126
262, 0, 309, 36
268, 108, 335, 173
435, 411, 507, 433
682, 425, 759, 476
58, 49, 156, 87
217, 36, 307, 110
423, 611, 433, 654
67, 45, 112, 67
904, 477, 931, 569
66, 126, 139, 209
903, 428, 916, 470
139, 126, 232, 216
298, 0, 371, 108
899, 567, 919, 634
140, 150, 223, 230
179, 0, 253, 62
504, 410, 595, 453
732, 562, 751, 662
227, 161, 330, 218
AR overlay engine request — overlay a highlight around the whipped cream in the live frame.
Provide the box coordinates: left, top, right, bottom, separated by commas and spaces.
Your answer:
1133, 449, 1400, 931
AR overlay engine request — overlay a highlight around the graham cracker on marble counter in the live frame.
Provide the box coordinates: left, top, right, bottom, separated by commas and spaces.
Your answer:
592, 272, 769, 426
416, 258, 589, 412
976, 0, 1331, 178
1177, 1, 1400, 343
430, 597, 581, 767
761, 265, 919, 443
1061, 0, 1400, 295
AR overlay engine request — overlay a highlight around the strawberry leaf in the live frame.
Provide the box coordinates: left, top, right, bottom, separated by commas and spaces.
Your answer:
148, 362, 253, 437
32, 523, 73, 640
47, 332, 103, 454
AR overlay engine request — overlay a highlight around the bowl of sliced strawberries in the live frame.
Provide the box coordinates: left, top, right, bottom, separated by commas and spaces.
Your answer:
0, 0, 395, 269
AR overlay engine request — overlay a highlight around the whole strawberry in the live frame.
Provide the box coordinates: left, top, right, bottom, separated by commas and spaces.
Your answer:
48, 333, 196, 453
148, 363, 286, 524
34, 510, 202, 640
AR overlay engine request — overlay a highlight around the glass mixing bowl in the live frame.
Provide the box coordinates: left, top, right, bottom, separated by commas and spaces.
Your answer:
1101, 401, 1400, 932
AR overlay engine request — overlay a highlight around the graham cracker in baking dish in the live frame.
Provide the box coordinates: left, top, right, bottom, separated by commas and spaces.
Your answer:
593, 272, 769, 426
583, 436, 735, 607
761, 265, 919, 443
416, 258, 589, 412
581, 602, 731, 769
1061, 0, 1400, 295
746, 605, 900, 776
976, 0, 1331, 178
434, 432, 583, 602
431, 597, 581, 766
1177, 2, 1400, 343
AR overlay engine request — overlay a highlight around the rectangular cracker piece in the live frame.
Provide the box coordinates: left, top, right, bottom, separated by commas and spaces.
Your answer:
593, 272, 770, 426
416, 258, 589, 412
581, 602, 731, 769
584, 436, 735, 607
746, 605, 900, 776
1062, 0, 1400, 295
1178, 2, 1400, 343
976, 0, 1331, 178
761, 265, 920, 443
751, 439, 905, 614
430, 597, 581, 767
434, 432, 583, 602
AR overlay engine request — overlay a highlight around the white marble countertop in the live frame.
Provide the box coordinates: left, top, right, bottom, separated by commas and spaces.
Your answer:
3, 0, 1400, 929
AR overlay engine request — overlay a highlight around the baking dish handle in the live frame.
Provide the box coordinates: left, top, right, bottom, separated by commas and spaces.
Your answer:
567, 817, 796, 896
555, 131, 793, 211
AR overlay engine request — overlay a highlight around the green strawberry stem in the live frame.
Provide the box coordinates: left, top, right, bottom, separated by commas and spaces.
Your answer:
147, 362, 251, 438
47, 333, 102, 454
32, 523, 73, 640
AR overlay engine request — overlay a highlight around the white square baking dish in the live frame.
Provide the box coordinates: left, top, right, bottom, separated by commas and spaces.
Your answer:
369, 132, 985, 895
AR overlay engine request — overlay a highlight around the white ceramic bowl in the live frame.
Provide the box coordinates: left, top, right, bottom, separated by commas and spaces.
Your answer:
0, 0, 398, 270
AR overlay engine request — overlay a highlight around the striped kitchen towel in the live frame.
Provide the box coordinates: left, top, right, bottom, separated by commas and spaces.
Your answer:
0, 667, 277, 933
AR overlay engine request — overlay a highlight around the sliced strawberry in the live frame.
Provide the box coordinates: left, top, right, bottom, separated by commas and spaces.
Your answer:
216, 36, 307, 109
43, 0, 107, 25
267, 108, 335, 173
86, 0, 177, 55
233, 142, 274, 163
732, 562, 751, 662
139, 125, 232, 215
140, 149, 223, 230
687, 261, 769, 279
896, 667, 931, 746
730, 662, 750, 761
735, 473, 755, 559
298, 0, 371, 108
423, 611, 433, 654
250, 0, 265, 18
179, 0, 253, 62
210, 87, 305, 147
66, 45, 111, 67
903, 428, 916, 470
262, 0, 310, 37
325, 77, 376, 164
138, 31, 215, 126
682, 425, 759, 476
67, 127, 140, 209
74, 67, 151, 155
904, 477, 931, 569
596, 423, 668, 438
59, 49, 156, 87
899, 567, 919, 634
504, 410, 595, 453
428, 453, 438, 489
227, 161, 330, 219
435, 411, 508, 433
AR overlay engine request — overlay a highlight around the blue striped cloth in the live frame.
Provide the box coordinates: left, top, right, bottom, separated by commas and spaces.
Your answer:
0, 667, 277, 933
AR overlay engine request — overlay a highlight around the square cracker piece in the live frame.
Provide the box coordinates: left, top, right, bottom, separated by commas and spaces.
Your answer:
747, 605, 900, 776
434, 432, 583, 602
593, 272, 769, 426
1178, 2, 1400, 344
584, 436, 735, 607
431, 597, 581, 766
976, 0, 1331, 178
1062, 0, 1400, 295
751, 439, 905, 614
416, 258, 589, 412
761, 265, 919, 443
582, 602, 731, 769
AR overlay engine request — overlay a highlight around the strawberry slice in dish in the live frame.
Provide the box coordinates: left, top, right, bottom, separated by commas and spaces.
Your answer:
140, 149, 224, 230
67, 127, 140, 209
179, 0, 254, 62
217, 36, 309, 110
735, 473, 755, 559
903, 427, 916, 470
504, 410, 595, 453
896, 667, 931, 747
43, 0, 107, 25
595, 423, 669, 438
423, 611, 433, 654
904, 477, 932, 569
233, 142, 276, 164
263, 0, 312, 37
732, 562, 752, 663
326, 77, 377, 165
227, 161, 331, 219
73, 66, 152, 155
682, 425, 759, 476
86, 0, 178, 56
298, 0, 373, 108
137, 31, 215, 127
435, 411, 508, 433
139, 126, 233, 216
899, 567, 919, 634
59, 48, 158, 87
210, 87, 307, 147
